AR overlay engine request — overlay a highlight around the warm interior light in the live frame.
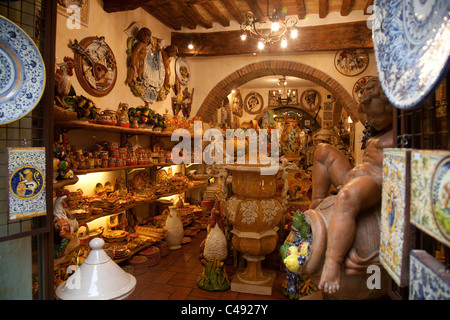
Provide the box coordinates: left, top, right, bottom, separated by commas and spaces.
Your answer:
271, 21, 280, 32
188, 43, 194, 50
290, 28, 298, 39
281, 38, 287, 48
347, 115, 353, 124
258, 41, 264, 50
240, 33, 247, 41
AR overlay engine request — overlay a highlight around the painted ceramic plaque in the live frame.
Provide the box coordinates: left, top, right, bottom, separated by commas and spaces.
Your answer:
409, 250, 450, 300
380, 148, 414, 287
410, 150, 450, 247
334, 49, 368, 76
8, 147, 46, 220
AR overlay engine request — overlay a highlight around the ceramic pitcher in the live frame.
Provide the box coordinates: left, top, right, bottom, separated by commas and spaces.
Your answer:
165, 206, 184, 250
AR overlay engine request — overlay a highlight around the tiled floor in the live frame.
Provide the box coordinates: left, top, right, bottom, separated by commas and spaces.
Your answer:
124, 230, 317, 300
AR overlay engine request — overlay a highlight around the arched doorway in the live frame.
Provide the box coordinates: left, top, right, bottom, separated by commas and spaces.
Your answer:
195, 60, 359, 124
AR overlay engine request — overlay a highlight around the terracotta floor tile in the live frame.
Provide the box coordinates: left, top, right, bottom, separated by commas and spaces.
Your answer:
123, 229, 294, 301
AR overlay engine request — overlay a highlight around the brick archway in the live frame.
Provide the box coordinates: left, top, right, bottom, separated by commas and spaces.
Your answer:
195, 60, 359, 124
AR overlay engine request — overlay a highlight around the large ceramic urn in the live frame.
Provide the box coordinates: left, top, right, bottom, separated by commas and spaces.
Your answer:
222, 164, 284, 295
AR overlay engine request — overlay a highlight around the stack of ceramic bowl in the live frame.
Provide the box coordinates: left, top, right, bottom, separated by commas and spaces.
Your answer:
138, 246, 161, 267
155, 241, 169, 257
128, 255, 148, 275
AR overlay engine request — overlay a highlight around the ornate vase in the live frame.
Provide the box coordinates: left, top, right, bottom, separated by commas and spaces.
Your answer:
165, 206, 184, 250
279, 115, 305, 160
223, 164, 284, 294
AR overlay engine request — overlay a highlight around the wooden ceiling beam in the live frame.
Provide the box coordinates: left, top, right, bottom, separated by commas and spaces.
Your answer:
294, 0, 306, 20
245, 0, 264, 20
221, 0, 246, 25
340, 0, 353, 16
179, 2, 213, 29
318, 0, 328, 18
143, 4, 183, 30
167, 2, 198, 29
102, 0, 146, 12
172, 21, 373, 56
202, 2, 230, 27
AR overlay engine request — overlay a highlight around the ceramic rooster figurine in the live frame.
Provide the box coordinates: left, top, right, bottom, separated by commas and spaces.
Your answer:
55, 56, 76, 107
197, 202, 230, 291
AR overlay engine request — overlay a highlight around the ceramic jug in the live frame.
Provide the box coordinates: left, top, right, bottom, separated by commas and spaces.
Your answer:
165, 206, 184, 250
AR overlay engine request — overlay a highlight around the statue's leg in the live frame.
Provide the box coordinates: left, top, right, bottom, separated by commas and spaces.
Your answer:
318, 176, 381, 294
310, 143, 352, 209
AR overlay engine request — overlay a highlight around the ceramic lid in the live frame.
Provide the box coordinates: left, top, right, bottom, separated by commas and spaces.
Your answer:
55, 237, 136, 300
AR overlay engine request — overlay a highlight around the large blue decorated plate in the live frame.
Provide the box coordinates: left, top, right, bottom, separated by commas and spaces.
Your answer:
431, 155, 450, 242
0, 15, 45, 124
372, 0, 450, 110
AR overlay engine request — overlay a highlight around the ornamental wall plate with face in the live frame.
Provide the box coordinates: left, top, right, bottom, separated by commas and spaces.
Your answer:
334, 48, 369, 77
244, 92, 264, 115
69, 36, 117, 97
175, 57, 190, 86
300, 89, 321, 111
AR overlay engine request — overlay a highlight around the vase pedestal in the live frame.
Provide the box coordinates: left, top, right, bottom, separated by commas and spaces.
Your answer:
231, 255, 277, 295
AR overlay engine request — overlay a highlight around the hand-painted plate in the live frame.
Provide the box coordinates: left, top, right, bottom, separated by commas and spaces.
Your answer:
431, 155, 450, 242
175, 57, 190, 86
0, 16, 45, 124
373, 0, 450, 109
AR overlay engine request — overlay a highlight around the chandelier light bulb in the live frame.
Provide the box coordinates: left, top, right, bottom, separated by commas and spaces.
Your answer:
188, 43, 194, 50
241, 34, 247, 41
290, 28, 298, 39
271, 21, 280, 32
258, 41, 264, 50
281, 38, 287, 48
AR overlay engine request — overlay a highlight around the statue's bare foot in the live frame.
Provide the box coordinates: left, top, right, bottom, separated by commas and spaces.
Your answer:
318, 258, 341, 294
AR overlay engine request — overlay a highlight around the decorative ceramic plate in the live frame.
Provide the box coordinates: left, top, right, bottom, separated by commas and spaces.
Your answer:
431, 155, 450, 242
244, 92, 264, 114
175, 57, 190, 85
334, 49, 368, 76
0, 16, 45, 125
300, 89, 321, 111
352, 76, 376, 102
373, 0, 450, 109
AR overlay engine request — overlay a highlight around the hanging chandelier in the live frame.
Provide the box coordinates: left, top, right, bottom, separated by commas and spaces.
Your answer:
240, 0, 298, 50
272, 76, 295, 107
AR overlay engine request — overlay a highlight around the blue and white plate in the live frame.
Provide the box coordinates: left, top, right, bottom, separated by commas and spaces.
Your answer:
0, 15, 45, 124
372, 0, 450, 110
431, 155, 450, 242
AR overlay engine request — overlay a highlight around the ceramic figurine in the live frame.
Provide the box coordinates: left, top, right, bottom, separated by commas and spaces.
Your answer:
126, 27, 152, 87
164, 206, 184, 250
197, 202, 230, 291
304, 77, 394, 299
54, 192, 79, 258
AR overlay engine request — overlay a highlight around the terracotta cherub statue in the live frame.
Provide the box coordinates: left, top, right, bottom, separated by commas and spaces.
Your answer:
126, 27, 152, 86
161, 44, 178, 90
310, 77, 395, 294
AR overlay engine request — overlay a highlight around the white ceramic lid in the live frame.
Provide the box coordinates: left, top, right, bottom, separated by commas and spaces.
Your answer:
56, 237, 136, 300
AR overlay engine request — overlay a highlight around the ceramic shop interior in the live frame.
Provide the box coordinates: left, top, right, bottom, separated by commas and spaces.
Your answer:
0, 0, 449, 302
